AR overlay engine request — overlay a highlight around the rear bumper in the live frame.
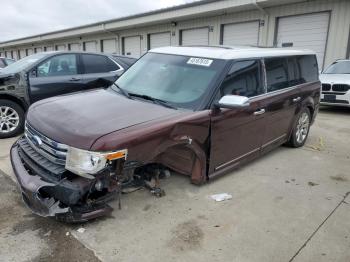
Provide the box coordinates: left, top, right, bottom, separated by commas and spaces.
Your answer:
10, 141, 113, 222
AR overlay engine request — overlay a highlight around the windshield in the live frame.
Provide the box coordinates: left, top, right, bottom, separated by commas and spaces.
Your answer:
0, 53, 47, 74
323, 61, 350, 74
113, 52, 227, 110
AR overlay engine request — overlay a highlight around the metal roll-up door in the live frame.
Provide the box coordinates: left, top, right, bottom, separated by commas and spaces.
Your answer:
123, 36, 141, 58
19, 49, 26, 58
35, 47, 42, 53
222, 21, 260, 46
26, 48, 34, 56
149, 32, 171, 49
181, 27, 209, 46
69, 43, 80, 51
56, 45, 66, 51
102, 39, 118, 53
45, 46, 54, 52
276, 12, 330, 69
12, 50, 18, 60
84, 41, 97, 52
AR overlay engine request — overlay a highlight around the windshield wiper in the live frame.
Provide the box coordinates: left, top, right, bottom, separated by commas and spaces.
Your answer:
112, 83, 132, 99
129, 93, 178, 110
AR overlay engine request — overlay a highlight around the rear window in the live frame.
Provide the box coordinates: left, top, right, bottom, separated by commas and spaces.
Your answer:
82, 54, 119, 74
296, 55, 318, 82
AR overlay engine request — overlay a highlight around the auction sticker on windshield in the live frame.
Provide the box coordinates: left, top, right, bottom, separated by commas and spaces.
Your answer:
187, 57, 213, 67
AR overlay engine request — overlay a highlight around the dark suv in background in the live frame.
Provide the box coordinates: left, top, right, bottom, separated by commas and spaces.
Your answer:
0, 57, 15, 69
0, 51, 135, 138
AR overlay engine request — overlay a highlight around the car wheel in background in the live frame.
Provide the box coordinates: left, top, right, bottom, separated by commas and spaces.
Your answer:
0, 99, 24, 138
287, 108, 311, 148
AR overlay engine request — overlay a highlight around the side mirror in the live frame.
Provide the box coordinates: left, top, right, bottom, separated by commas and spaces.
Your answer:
215, 95, 250, 109
30, 69, 37, 78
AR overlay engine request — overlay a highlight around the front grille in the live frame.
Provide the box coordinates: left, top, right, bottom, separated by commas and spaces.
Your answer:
24, 123, 68, 166
332, 84, 350, 92
18, 138, 66, 181
322, 83, 331, 91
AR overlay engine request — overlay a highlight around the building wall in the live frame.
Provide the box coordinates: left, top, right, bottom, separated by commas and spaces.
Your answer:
0, 0, 349, 68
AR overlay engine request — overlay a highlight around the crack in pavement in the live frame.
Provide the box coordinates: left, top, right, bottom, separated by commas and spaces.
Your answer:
289, 191, 350, 262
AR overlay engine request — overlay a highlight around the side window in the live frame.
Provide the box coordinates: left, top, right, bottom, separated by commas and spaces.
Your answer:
220, 60, 264, 98
265, 57, 289, 92
297, 55, 318, 83
107, 58, 120, 71
82, 54, 117, 74
37, 54, 77, 77
287, 57, 303, 86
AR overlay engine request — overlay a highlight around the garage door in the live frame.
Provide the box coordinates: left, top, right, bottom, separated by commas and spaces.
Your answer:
56, 45, 66, 51
276, 12, 330, 69
45, 46, 54, 52
12, 51, 18, 60
181, 27, 209, 46
19, 49, 26, 58
102, 39, 118, 53
222, 21, 260, 46
35, 47, 42, 53
26, 48, 34, 56
123, 36, 141, 58
84, 41, 97, 52
149, 32, 171, 49
69, 43, 80, 51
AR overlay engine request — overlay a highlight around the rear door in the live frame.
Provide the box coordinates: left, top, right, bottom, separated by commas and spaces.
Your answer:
80, 54, 123, 89
259, 56, 302, 153
29, 53, 83, 103
209, 59, 266, 175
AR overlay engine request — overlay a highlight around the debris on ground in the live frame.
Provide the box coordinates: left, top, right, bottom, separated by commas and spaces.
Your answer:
210, 193, 232, 202
308, 181, 319, 187
77, 228, 86, 234
43, 230, 52, 237
306, 137, 325, 151
66, 232, 70, 236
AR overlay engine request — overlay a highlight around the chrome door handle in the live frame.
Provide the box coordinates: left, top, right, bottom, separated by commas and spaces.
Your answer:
293, 97, 301, 102
69, 77, 81, 81
254, 109, 265, 115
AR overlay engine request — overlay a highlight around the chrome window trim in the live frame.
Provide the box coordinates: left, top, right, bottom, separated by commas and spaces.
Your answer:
108, 57, 124, 73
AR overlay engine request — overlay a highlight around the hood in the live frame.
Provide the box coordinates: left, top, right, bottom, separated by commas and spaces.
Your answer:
27, 89, 182, 150
319, 74, 350, 85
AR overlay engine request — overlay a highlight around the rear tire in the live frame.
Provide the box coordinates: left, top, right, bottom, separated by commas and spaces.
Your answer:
287, 108, 311, 148
0, 99, 25, 139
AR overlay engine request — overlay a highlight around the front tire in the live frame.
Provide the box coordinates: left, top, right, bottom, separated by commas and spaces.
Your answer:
287, 108, 311, 148
0, 99, 25, 139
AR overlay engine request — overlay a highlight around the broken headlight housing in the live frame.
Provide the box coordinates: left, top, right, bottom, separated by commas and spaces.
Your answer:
65, 147, 127, 178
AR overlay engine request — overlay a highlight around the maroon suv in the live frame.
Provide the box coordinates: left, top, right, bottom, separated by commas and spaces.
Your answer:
11, 46, 320, 222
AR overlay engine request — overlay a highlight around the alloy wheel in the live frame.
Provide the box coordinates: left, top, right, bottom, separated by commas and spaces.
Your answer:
0, 106, 20, 134
295, 112, 310, 144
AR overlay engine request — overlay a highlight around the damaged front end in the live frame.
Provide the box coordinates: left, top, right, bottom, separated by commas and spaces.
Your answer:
10, 124, 135, 222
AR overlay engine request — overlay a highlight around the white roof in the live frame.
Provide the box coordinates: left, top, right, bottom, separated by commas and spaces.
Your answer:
150, 46, 316, 60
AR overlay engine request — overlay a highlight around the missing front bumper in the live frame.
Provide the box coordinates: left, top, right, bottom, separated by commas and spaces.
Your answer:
10, 143, 114, 222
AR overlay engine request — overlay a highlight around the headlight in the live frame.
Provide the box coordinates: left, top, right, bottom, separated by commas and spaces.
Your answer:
65, 147, 127, 178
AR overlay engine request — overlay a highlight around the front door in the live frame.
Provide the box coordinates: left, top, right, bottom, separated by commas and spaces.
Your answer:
29, 54, 83, 103
209, 59, 266, 175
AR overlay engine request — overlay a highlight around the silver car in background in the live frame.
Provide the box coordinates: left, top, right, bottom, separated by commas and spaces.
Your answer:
320, 60, 350, 107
